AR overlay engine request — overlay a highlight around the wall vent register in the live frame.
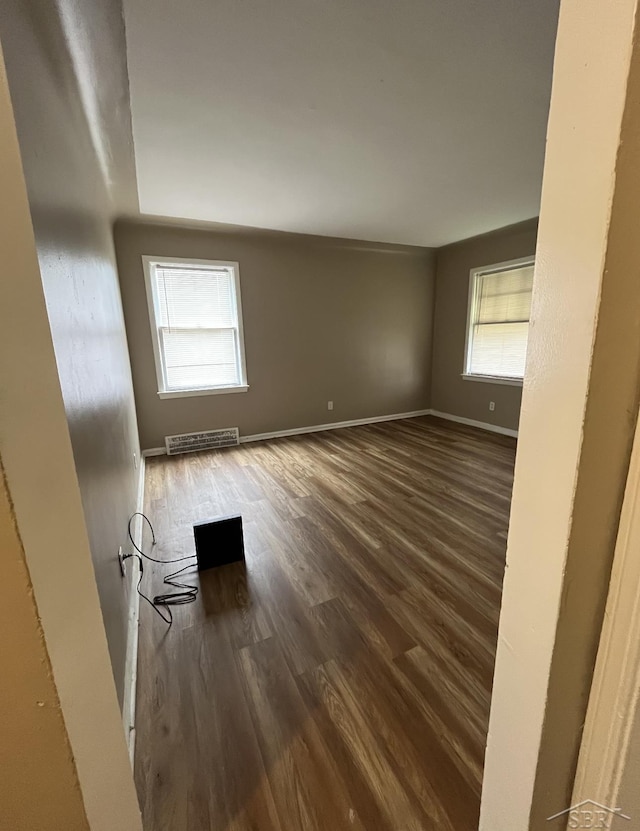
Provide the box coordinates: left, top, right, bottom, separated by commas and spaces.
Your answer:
165, 428, 239, 455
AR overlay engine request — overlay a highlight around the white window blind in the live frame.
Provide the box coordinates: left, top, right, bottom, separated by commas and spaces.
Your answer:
466, 262, 534, 380
146, 260, 247, 394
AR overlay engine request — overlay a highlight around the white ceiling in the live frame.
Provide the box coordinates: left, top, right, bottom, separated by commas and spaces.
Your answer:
123, 0, 559, 247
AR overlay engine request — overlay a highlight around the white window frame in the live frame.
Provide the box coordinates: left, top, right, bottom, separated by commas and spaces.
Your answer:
462, 255, 535, 387
142, 255, 249, 399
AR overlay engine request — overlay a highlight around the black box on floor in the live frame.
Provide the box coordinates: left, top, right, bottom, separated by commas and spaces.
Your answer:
193, 514, 245, 571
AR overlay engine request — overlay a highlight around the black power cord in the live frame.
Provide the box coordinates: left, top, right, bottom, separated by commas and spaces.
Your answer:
125, 512, 198, 626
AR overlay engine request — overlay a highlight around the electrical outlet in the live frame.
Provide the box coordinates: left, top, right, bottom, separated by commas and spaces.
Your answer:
118, 546, 126, 578
328, 400, 334, 411
489, 401, 495, 412
133, 452, 138, 470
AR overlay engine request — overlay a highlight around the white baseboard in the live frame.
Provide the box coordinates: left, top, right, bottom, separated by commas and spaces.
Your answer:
239, 409, 432, 443
122, 454, 145, 768
140, 407, 517, 457
141, 409, 432, 456
429, 409, 518, 438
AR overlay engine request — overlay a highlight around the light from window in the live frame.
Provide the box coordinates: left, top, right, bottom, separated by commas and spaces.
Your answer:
465, 259, 534, 381
144, 258, 247, 396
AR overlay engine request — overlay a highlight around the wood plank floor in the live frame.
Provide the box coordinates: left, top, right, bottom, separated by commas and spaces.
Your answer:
135, 415, 516, 831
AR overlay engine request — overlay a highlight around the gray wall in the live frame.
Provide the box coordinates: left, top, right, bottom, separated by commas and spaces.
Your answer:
0, 0, 140, 703
431, 219, 539, 431
115, 219, 436, 450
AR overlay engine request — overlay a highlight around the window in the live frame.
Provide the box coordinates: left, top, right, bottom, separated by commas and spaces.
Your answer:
143, 257, 248, 398
463, 257, 534, 384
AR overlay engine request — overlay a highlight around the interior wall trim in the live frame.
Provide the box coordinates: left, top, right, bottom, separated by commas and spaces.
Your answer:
122, 456, 145, 768
141, 409, 432, 457
429, 409, 519, 437
141, 447, 167, 457
239, 409, 433, 443
571, 411, 640, 808
140, 407, 519, 457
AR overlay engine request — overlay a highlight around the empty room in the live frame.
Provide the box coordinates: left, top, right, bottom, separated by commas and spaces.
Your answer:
116, 2, 552, 828
5, 1, 640, 830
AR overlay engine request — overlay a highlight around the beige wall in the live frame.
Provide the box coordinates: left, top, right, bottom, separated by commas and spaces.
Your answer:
480, 0, 640, 827
0, 39, 141, 831
431, 219, 538, 431
0, 461, 89, 831
0, 0, 140, 700
571, 391, 640, 827
115, 219, 436, 450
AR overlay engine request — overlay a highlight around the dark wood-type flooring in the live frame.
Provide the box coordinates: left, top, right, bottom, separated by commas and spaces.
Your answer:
135, 415, 516, 831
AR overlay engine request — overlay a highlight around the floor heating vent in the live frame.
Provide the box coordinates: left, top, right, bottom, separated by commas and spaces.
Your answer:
165, 428, 239, 455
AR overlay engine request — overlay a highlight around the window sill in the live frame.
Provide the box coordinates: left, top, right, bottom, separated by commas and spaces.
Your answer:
461, 373, 523, 388
158, 385, 249, 400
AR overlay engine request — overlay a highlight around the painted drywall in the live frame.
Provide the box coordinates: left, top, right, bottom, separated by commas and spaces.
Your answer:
570, 15, 640, 819
115, 219, 435, 450
0, 41, 142, 831
123, 0, 559, 246
571, 390, 640, 827
480, 0, 640, 828
430, 219, 538, 432
0, 0, 140, 701
0, 461, 89, 831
